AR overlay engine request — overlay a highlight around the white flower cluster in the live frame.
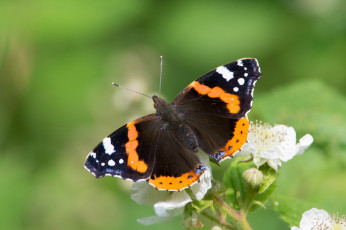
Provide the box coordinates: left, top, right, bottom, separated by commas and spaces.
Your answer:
292, 208, 346, 230
239, 122, 313, 171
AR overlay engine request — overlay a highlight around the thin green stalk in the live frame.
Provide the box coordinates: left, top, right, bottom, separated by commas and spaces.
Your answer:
214, 195, 253, 230
241, 188, 257, 217
201, 211, 234, 230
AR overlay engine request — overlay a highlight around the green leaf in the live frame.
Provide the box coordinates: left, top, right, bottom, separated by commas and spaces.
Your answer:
258, 165, 276, 194
191, 200, 214, 213
250, 180, 276, 212
250, 200, 267, 210
270, 194, 316, 227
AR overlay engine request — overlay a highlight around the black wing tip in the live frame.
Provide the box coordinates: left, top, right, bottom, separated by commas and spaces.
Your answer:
236, 57, 258, 64
84, 154, 102, 178
234, 57, 262, 77
84, 165, 102, 178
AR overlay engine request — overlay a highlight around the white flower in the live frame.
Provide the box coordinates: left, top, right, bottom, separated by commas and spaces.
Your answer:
291, 208, 346, 230
130, 152, 212, 225
238, 122, 313, 171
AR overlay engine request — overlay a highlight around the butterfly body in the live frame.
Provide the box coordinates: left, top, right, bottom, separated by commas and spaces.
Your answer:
153, 95, 199, 153
85, 58, 261, 191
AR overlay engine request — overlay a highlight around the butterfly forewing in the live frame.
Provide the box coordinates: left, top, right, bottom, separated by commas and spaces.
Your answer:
85, 114, 158, 181
173, 58, 261, 161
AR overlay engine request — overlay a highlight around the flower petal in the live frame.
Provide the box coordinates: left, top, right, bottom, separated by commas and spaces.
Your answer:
253, 157, 267, 168
154, 190, 192, 216
191, 169, 211, 201
257, 149, 280, 160
267, 159, 281, 172
299, 208, 330, 230
131, 181, 170, 205
135, 188, 190, 225
237, 141, 257, 157
296, 134, 313, 155
259, 125, 297, 161
190, 152, 212, 201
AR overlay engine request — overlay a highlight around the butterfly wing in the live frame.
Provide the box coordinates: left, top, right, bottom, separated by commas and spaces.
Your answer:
172, 58, 261, 162
85, 113, 205, 191
147, 123, 205, 191
84, 114, 158, 181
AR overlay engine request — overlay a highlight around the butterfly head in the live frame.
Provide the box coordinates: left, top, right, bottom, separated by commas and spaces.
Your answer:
153, 95, 181, 123
152, 95, 169, 113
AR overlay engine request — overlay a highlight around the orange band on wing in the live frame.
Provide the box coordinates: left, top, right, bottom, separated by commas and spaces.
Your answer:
193, 82, 210, 95
127, 121, 138, 141
220, 117, 249, 159
190, 81, 240, 114
148, 167, 205, 191
126, 122, 148, 173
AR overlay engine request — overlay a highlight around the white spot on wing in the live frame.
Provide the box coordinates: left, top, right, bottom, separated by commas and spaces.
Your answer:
90, 152, 96, 158
119, 159, 124, 164
108, 159, 115, 166
237, 60, 243, 66
103, 137, 115, 155
244, 73, 248, 77
101, 162, 105, 166
216, 66, 234, 81
238, 78, 245, 85
233, 87, 239, 92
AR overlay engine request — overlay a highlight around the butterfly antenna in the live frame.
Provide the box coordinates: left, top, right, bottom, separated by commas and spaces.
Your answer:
112, 82, 152, 99
158, 56, 163, 96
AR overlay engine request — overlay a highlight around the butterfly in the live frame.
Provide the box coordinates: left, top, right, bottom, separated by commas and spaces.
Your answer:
85, 58, 261, 191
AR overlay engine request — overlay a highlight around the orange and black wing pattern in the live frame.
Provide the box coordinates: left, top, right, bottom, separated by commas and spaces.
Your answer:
85, 58, 261, 190
85, 114, 205, 191
85, 114, 158, 181
173, 58, 261, 161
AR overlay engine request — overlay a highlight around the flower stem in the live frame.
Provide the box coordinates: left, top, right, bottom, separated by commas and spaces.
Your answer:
214, 195, 253, 230
201, 211, 234, 230
241, 189, 257, 217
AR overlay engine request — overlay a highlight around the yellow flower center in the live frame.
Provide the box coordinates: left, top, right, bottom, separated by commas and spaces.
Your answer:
332, 223, 345, 230
249, 122, 288, 154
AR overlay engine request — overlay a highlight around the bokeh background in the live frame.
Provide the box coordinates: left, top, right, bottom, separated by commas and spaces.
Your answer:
1, 0, 345, 229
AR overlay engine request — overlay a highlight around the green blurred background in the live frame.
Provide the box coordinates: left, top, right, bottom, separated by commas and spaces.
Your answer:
0, 0, 345, 229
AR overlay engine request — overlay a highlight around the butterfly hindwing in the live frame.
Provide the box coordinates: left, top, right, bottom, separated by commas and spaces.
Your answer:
173, 58, 260, 161
147, 122, 205, 191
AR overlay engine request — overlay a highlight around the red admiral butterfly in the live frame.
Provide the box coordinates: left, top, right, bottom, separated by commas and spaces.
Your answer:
85, 58, 261, 191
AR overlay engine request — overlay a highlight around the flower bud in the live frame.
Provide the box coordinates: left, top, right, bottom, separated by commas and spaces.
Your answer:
242, 168, 263, 190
